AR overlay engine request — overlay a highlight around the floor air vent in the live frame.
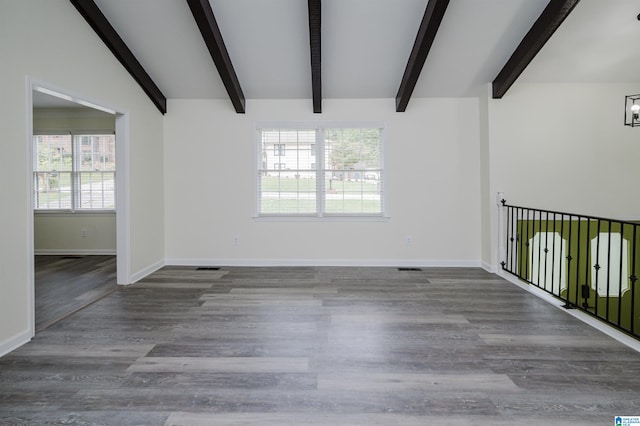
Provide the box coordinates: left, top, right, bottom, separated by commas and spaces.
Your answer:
196, 267, 221, 271
398, 267, 423, 271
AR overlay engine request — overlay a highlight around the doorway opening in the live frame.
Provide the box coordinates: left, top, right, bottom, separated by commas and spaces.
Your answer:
28, 81, 130, 333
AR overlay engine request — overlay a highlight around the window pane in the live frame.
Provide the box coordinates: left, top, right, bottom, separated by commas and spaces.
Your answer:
258, 129, 317, 215
79, 135, 116, 172
34, 134, 72, 171
324, 178, 382, 214
76, 135, 116, 209
323, 128, 383, 215
77, 171, 116, 209
33, 171, 72, 209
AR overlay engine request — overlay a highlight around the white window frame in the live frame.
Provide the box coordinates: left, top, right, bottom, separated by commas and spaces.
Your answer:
254, 122, 388, 221
33, 131, 116, 212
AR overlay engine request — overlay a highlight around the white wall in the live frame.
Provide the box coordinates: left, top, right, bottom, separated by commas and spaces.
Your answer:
34, 213, 116, 255
164, 98, 482, 266
0, 0, 164, 355
486, 83, 640, 268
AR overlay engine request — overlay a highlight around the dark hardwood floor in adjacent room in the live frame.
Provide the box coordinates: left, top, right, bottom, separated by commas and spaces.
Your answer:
34, 255, 117, 331
2, 266, 639, 425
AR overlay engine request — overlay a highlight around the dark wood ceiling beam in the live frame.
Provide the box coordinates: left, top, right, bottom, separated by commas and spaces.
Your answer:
308, 0, 322, 113
69, 0, 167, 114
186, 0, 245, 113
395, 0, 450, 112
492, 0, 580, 99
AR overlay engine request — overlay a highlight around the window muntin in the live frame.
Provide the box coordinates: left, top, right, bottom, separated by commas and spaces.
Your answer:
34, 133, 115, 210
273, 143, 286, 157
257, 125, 384, 217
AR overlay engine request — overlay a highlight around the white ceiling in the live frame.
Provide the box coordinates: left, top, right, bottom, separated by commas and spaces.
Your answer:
36, 0, 640, 109
33, 91, 84, 109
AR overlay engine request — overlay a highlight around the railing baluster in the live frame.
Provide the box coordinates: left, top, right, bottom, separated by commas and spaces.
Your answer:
566, 215, 573, 307
630, 225, 637, 335
525, 207, 529, 280
575, 216, 582, 307
594, 219, 601, 318
606, 220, 612, 323
510, 206, 516, 271
537, 209, 543, 287
543, 211, 549, 291
551, 212, 557, 295
583, 217, 591, 310
505, 206, 511, 271
512, 206, 516, 271
559, 213, 565, 299
527, 208, 534, 281
522, 208, 528, 279
618, 223, 624, 328
518, 207, 524, 277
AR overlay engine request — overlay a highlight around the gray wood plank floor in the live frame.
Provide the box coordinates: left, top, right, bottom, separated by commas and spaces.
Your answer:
34, 255, 117, 331
2, 265, 639, 425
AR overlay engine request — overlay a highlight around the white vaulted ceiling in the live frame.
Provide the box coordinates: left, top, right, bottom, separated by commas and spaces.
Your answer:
62, 0, 640, 104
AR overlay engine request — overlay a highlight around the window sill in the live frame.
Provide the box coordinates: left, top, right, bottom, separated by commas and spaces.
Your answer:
253, 215, 390, 223
34, 210, 116, 216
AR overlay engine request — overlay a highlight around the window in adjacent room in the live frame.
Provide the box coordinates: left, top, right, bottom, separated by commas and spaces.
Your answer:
256, 124, 385, 218
33, 133, 116, 210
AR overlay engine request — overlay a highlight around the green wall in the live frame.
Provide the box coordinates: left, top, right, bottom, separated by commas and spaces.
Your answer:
510, 218, 640, 335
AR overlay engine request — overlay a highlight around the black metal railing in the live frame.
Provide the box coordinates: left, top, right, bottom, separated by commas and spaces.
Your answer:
500, 202, 640, 339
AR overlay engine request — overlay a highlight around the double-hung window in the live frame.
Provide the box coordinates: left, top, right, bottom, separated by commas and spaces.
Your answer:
33, 133, 116, 210
257, 124, 385, 217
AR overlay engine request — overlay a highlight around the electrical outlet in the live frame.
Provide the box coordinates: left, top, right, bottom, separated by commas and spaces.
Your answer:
233, 236, 240, 246
405, 236, 412, 246
81, 228, 87, 238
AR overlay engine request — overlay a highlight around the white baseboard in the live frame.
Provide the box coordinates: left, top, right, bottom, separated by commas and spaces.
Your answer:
128, 259, 165, 284
481, 261, 496, 273
0, 329, 32, 358
497, 270, 640, 354
35, 249, 116, 256
164, 258, 483, 268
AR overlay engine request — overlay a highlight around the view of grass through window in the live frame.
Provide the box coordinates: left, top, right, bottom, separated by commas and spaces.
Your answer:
257, 126, 383, 216
34, 134, 116, 210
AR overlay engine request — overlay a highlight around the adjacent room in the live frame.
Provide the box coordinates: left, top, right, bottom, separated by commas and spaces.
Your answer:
32, 90, 118, 331
1, 0, 640, 424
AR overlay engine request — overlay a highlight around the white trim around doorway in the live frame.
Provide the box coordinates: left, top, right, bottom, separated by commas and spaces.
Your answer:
26, 77, 132, 339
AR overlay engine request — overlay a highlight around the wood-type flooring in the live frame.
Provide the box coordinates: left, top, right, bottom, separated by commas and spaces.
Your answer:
34, 255, 117, 331
2, 264, 640, 425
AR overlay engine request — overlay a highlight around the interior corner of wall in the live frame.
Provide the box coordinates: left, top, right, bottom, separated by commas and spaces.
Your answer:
0, 328, 32, 358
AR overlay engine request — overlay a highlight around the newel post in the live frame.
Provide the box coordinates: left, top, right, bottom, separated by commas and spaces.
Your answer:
497, 192, 506, 271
